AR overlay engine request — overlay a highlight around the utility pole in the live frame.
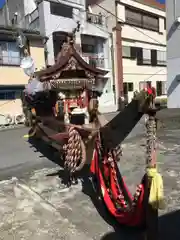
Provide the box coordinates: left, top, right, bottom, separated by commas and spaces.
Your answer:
114, 1, 124, 110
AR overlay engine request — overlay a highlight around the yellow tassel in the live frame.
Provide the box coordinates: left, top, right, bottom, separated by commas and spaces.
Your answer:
23, 128, 36, 138
147, 167, 165, 210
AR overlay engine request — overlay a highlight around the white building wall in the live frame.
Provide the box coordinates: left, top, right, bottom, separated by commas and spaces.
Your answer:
117, 0, 166, 102
38, 0, 115, 112
166, 0, 180, 108
38, 1, 80, 65
85, 0, 117, 112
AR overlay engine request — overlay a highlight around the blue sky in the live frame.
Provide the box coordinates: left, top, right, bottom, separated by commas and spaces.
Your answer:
0, 0, 6, 9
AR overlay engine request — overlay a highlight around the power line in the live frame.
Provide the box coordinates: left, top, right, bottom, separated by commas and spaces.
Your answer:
16, 1, 166, 85
95, 3, 165, 46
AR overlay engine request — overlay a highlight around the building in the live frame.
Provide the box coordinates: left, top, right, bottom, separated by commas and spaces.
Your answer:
1, 0, 116, 112
117, 0, 166, 103
166, 0, 180, 108
0, 26, 45, 120
82, 0, 167, 108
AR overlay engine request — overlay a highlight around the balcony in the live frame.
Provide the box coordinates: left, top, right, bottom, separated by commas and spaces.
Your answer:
86, 12, 106, 26
25, 8, 39, 30
82, 54, 106, 69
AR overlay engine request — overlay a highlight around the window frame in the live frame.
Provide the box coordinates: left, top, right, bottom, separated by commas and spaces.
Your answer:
142, 48, 151, 65
139, 81, 152, 91
122, 46, 131, 58
156, 50, 166, 66
123, 82, 134, 93
0, 41, 21, 66
156, 81, 166, 96
122, 46, 137, 59
125, 6, 159, 32
0, 90, 16, 100
50, 2, 73, 18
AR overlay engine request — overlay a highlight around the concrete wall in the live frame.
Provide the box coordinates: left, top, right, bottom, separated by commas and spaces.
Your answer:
86, 0, 117, 112
0, 8, 6, 25
166, 0, 180, 108
5, 0, 25, 27
0, 39, 45, 117
38, 0, 85, 65
117, 0, 166, 102
37, 0, 116, 112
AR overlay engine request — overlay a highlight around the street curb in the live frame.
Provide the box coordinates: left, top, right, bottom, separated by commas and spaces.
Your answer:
0, 124, 26, 132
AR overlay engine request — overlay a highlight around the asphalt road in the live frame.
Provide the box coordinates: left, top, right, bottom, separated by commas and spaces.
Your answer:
0, 127, 57, 180
0, 111, 145, 179
1, 109, 180, 239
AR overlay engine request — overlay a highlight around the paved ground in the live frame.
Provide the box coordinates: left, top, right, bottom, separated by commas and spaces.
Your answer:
1, 109, 180, 239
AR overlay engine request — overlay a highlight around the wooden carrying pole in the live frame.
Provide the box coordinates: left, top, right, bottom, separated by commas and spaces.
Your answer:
144, 109, 158, 240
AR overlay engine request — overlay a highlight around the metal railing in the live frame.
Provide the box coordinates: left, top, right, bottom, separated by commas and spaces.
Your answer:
82, 54, 106, 69
86, 12, 106, 26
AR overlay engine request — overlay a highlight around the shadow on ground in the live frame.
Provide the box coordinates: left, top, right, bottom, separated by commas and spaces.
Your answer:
28, 137, 180, 240
100, 209, 180, 240
28, 137, 143, 239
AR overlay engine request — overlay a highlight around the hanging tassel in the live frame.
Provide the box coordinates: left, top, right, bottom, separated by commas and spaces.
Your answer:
23, 128, 36, 138
147, 167, 165, 210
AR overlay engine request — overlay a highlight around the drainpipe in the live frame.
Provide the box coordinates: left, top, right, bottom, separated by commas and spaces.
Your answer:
114, 1, 124, 109
174, 0, 176, 20
110, 33, 116, 104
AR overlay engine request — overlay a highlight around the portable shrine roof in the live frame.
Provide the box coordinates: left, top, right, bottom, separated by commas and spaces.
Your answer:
35, 37, 108, 82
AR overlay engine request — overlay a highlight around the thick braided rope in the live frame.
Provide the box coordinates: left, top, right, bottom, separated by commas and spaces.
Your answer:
64, 127, 82, 173
106, 152, 143, 212
146, 115, 157, 167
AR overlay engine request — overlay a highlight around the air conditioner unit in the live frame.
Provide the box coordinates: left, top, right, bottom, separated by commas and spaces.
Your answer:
0, 115, 7, 126
15, 114, 25, 125
5, 114, 14, 125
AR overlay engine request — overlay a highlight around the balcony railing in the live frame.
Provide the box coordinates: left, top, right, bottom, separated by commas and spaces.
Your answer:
82, 54, 106, 69
29, 18, 40, 31
25, 8, 39, 29
30, 8, 39, 22
86, 12, 106, 26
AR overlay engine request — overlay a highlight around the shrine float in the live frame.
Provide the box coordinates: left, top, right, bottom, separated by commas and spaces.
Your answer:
22, 35, 109, 177
22, 34, 165, 238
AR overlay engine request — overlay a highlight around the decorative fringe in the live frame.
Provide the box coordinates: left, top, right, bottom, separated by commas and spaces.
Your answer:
23, 128, 36, 138
147, 167, 165, 210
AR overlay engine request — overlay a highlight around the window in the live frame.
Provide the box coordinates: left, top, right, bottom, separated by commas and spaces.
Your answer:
156, 81, 166, 96
122, 46, 131, 58
81, 35, 105, 54
125, 7, 159, 32
122, 46, 137, 59
50, 2, 73, 18
139, 81, 152, 91
157, 51, 166, 65
53, 32, 69, 58
164, 19, 166, 30
142, 15, 159, 31
126, 8, 142, 27
123, 82, 134, 93
82, 44, 95, 54
142, 49, 151, 65
0, 90, 16, 100
0, 41, 21, 66
128, 82, 134, 92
